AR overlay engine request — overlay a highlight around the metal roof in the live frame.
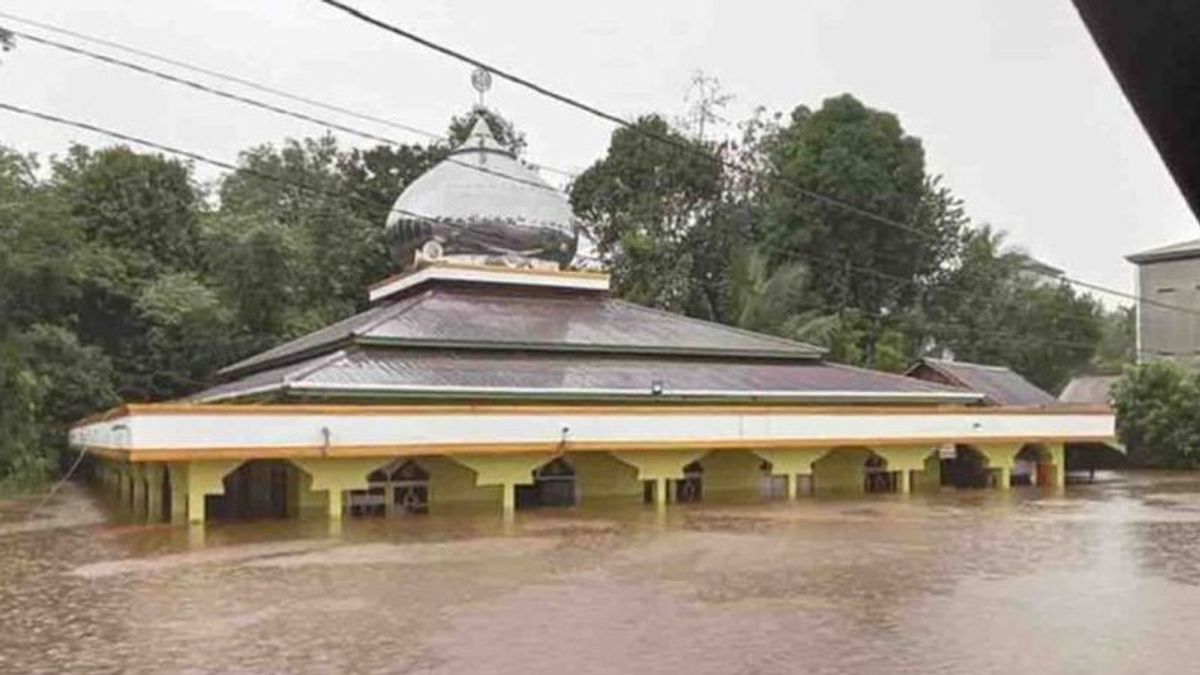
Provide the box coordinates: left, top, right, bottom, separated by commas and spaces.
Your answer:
907, 358, 1057, 407
195, 348, 981, 404
1058, 375, 1119, 406
221, 284, 827, 378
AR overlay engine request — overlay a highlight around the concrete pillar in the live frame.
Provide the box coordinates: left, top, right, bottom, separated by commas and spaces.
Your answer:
168, 463, 188, 524
501, 483, 516, 516
872, 446, 936, 494
1048, 443, 1066, 489
185, 460, 243, 524
144, 464, 164, 523
116, 465, 131, 507
130, 464, 147, 520
654, 477, 668, 506
292, 457, 391, 520
975, 443, 1022, 492
450, 453, 554, 517
754, 448, 830, 499
610, 450, 708, 507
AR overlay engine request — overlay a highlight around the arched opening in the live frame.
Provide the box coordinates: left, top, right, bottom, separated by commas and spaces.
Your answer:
348, 459, 431, 517
390, 460, 430, 515
1013, 445, 1050, 486
941, 446, 991, 488
209, 460, 292, 521
516, 457, 576, 509
864, 454, 896, 493
675, 461, 704, 503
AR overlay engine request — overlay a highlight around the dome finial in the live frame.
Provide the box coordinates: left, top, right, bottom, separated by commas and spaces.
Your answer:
471, 66, 493, 108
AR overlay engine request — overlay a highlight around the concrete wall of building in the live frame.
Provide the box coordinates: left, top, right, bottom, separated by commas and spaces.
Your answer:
573, 452, 642, 502
1137, 257, 1200, 364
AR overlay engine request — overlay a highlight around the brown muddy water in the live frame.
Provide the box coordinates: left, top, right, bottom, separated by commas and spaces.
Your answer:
4, 473, 1200, 674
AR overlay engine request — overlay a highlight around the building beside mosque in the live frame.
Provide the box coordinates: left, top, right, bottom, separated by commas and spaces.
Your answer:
71, 114, 1117, 525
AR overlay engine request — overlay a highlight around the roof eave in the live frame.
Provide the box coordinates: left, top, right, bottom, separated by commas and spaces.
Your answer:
196, 381, 985, 406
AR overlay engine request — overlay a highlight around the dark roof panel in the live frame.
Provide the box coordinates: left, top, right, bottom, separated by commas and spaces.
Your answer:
220, 285, 825, 378
908, 358, 1056, 407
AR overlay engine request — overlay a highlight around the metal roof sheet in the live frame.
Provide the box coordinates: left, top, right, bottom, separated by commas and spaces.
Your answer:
909, 358, 1057, 407
220, 285, 826, 378
196, 348, 977, 403
1058, 375, 1119, 406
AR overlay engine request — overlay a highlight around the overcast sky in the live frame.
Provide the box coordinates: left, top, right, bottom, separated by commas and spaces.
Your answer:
0, 0, 1194, 301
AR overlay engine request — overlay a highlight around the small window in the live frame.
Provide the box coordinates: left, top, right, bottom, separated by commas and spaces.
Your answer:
1158, 287, 1178, 294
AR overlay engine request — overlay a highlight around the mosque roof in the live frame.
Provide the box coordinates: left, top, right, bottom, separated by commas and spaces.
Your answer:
200, 265, 980, 405
906, 357, 1057, 407
1058, 375, 1119, 406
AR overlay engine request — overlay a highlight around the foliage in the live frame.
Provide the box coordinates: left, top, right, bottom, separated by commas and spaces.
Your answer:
923, 226, 1103, 392
571, 114, 724, 313
1113, 361, 1200, 468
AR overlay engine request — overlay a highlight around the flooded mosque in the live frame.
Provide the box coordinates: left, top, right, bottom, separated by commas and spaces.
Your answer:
70, 84, 1117, 525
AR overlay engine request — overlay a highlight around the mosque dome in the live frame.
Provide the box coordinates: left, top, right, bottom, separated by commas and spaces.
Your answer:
385, 116, 579, 269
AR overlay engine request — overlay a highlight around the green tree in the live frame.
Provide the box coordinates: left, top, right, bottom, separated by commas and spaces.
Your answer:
571, 114, 724, 312
924, 226, 1102, 391
754, 95, 965, 365
1113, 361, 1200, 467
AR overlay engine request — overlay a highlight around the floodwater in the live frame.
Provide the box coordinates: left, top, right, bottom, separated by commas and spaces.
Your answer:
5, 474, 1200, 674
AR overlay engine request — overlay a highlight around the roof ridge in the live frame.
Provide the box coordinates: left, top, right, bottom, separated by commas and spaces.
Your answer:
609, 298, 827, 357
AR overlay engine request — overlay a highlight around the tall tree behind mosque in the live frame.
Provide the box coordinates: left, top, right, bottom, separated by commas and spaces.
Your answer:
570, 114, 725, 314
753, 94, 965, 366
923, 226, 1102, 392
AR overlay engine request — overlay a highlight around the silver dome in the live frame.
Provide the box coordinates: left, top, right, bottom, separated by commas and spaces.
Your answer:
386, 117, 579, 268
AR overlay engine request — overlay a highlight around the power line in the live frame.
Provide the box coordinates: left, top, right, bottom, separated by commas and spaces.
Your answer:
7, 27, 568, 196
312, 0, 1174, 315
0, 100, 552, 254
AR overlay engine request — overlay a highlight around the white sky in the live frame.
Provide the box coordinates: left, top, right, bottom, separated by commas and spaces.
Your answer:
0, 0, 1194, 301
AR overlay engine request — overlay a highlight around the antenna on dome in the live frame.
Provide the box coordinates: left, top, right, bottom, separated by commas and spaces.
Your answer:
471, 66, 493, 109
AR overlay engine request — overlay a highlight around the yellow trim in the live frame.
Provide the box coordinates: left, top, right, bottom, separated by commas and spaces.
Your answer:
88, 434, 1118, 464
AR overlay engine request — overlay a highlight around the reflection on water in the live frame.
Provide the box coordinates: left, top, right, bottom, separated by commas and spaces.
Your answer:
5, 473, 1200, 673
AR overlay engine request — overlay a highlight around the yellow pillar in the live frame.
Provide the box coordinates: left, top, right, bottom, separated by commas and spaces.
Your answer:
185, 460, 243, 524
291, 458, 390, 520
872, 446, 936, 495
754, 448, 830, 499
116, 464, 131, 507
1048, 443, 1066, 489
974, 443, 1023, 491
168, 463, 189, 524
611, 450, 708, 507
129, 464, 147, 520
450, 453, 555, 516
143, 463, 164, 523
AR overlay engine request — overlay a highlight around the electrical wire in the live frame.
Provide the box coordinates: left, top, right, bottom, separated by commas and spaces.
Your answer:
8, 28, 569, 196
312, 0, 1177, 315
